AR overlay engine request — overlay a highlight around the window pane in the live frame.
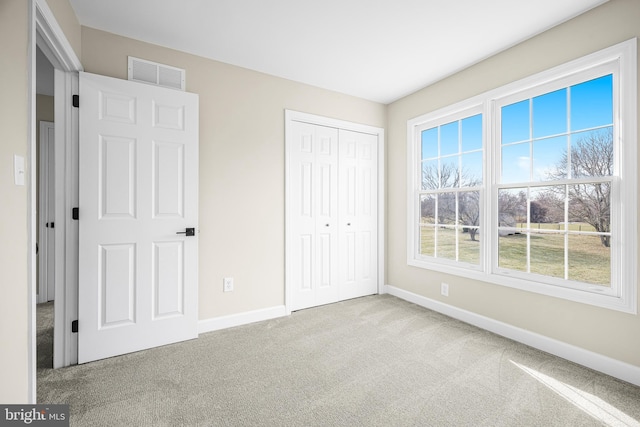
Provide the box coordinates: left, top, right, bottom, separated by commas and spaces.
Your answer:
568, 234, 611, 286
533, 136, 567, 181
568, 183, 610, 231
533, 88, 567, 138
438, 193, 456, 225
440, 157, 459, 188
501, 143, 530, 183
498, 233, 527, 272
461, 152, 483, 186
570, 127, 613, 178
421, 160, 439, 190
459, 228, 480, 265
502, 100, 530, 144
419, 226, 435, 257
462, 114, 482, 151
530, 186, 565, 224
440, 121, 459, 156
437, 228, 456, 260
420, 194, 436, 224
530, 233, 565, 279
421, 127, 438, 160
458, 191, 480, 227
570, 74, 613, 132
498, 188, 526, 227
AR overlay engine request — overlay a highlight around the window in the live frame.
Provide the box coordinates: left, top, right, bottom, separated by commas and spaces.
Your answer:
418, 110, 483, 266
407, 39, 637, 313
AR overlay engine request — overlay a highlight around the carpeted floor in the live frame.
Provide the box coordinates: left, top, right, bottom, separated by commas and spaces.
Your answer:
37, 295, 640, 426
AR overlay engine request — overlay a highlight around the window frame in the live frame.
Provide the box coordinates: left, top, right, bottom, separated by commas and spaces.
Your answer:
407, 38, 637, 313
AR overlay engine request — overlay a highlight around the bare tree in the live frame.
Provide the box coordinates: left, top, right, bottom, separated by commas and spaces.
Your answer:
459, 191, 480, 241
421, 162, 482, 240
547, 128, 612, 247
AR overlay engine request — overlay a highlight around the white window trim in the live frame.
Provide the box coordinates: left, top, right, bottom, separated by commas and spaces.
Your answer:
407, 38, 637, 313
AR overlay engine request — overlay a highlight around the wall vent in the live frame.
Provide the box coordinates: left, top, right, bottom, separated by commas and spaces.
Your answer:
127, 57, 185, 91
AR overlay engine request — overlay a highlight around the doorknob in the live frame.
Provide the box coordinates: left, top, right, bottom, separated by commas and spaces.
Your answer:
176, 227, 196, 236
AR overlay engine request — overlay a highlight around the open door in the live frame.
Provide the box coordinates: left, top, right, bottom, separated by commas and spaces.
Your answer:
78, 72, 199, 363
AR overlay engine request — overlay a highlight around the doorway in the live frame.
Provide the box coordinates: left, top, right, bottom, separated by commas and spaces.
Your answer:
29, 0, 84, 402
35, 44, 56, 374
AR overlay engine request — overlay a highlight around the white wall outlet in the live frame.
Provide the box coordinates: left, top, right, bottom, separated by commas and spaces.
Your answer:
223, 277, 234, 292
441, 282, 449, 297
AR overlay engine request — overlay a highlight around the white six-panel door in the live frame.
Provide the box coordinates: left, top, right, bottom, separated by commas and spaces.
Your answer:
289, 120, 378, 311
78, 72, 199, 363
289, 121, 340, 310
338, 129, 378, 301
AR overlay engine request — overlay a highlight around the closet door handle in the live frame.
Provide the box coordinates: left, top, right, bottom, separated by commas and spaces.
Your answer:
347, 223, 351, 226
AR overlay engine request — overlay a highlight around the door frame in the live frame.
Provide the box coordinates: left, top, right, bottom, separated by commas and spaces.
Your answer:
284, 110, 385, 315
38, 121, 55, 304
28, 0, 83, 402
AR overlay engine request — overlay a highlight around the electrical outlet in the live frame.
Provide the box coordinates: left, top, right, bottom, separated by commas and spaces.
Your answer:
223, 277, 234, 292
441, 282, 449, 297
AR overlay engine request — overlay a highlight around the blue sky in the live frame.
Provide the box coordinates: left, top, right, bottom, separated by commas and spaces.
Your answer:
501, 74, 613, 184
421, 73, 613, 187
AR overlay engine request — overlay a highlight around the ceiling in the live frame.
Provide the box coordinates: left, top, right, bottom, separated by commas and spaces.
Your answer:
68, 0, 607, 104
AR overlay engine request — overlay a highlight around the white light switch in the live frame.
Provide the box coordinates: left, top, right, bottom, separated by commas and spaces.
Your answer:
14, 155, 25, 186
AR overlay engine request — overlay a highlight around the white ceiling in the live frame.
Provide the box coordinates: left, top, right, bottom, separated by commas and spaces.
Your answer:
68, 0, 607, 104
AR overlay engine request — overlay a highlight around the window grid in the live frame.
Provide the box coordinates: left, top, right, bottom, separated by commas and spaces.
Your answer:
407, 39, 636, 312
418, 114, 483, 266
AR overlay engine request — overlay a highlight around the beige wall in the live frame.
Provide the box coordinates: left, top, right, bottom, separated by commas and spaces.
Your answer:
387, 0, 640, 368
44, 0, 81, 59
81, 27, 386, 320
0, 0, 30, 403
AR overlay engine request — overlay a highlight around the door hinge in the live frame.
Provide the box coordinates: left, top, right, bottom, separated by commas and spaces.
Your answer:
72, 207, 79, 220
72, 320, 78, 333
72, 95, 79, 108
50, 222, 54, 228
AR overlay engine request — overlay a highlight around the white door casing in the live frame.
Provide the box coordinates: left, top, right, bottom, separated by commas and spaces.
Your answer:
78, 72, 199, 363
287, 112, 382, 312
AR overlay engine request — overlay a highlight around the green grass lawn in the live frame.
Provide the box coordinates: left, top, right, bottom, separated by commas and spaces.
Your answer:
420, 224, 610, 286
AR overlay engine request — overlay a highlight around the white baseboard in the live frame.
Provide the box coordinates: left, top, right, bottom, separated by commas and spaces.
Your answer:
384, 284, 640, 387
198, 305, 287, 335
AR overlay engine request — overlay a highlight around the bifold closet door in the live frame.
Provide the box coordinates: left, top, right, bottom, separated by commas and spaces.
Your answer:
289, 121, 339, 311
338, 129, 378, 300
289, 121, 378, 311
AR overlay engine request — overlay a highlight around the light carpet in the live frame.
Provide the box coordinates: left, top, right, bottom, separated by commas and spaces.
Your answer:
37, 295, 640, 426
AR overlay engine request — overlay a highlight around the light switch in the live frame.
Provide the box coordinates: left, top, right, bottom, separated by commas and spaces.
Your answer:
14, 155, 25, 186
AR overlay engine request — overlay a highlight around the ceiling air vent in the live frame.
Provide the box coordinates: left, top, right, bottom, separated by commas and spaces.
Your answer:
128, 57, 185, 91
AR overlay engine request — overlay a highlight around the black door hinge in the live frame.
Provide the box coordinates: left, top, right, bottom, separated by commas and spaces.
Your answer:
72, 95, 79, 108
50, 222, 54, 228
72, 207, 79, 220
72, 320, 78, 333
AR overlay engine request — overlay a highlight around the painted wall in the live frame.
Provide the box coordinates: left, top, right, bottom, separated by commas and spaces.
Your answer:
44, 0, 80, 59
80, 27, 386, 320
386, 0, 640, 368
0, 0, 30, 403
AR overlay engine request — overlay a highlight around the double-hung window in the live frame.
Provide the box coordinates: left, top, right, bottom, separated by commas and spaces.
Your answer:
407, 39, 637, 312
417, 108, 483, 267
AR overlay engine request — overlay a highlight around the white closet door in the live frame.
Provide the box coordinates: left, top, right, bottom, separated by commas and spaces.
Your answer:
338, 129, 378, 300
289, 121, 339, 311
